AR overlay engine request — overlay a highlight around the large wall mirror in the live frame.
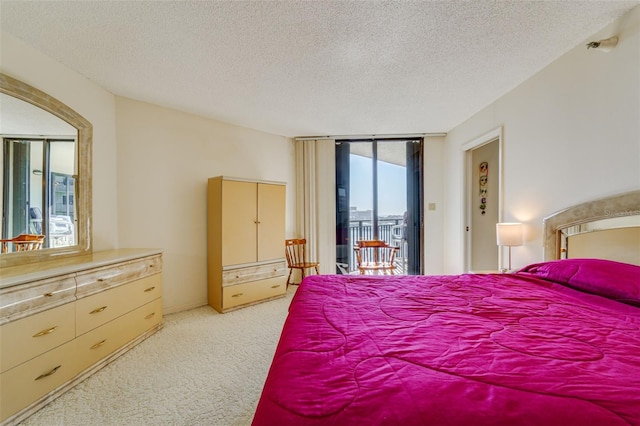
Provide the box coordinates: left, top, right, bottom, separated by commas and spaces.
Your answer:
0, 73, 92, 268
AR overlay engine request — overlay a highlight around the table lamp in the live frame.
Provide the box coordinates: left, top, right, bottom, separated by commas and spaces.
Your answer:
496, 222, 523, 272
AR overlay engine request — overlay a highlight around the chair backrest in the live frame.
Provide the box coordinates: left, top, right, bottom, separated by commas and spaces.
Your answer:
354, 240, 399, 270
11, 234, 45, 252
285, 238, 308, 267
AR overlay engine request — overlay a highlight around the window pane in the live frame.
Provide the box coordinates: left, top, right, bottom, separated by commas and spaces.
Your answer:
49, 141, 77, 248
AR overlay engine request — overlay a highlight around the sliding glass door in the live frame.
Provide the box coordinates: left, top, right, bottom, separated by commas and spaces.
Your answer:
335, 138, 423, 275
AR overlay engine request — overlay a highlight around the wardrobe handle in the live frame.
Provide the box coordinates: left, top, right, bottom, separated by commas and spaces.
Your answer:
90, 306, 108, 314
91, 339, 107, 349
33, 326, 58, 337
35, 365, 61, 381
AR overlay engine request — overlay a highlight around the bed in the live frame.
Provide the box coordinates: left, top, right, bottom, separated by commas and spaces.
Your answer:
253, 191, 640, 425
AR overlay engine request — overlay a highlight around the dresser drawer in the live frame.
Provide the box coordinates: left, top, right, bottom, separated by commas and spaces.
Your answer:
0, 274, 76, 325
0, 339, 79, 423
75, 254, 162, 299
0, 303, 75, 373
76, 273, 162, 336
222, 276, 286, 310
222, 260, 287, 286
75, 298, 163, 372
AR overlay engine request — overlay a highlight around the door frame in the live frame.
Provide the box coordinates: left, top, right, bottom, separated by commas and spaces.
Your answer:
461, 126, 504, 272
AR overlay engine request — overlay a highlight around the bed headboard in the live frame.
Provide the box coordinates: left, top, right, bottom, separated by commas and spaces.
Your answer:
543, 190, 640, 265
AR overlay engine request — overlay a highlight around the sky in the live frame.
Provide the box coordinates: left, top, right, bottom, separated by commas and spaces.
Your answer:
350, 153, 406, 217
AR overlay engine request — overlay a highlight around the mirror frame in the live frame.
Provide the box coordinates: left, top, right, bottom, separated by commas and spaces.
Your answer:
0, 73, 92, 268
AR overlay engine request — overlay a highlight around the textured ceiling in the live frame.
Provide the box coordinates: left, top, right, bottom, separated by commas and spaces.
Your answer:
1, 1, 638, 138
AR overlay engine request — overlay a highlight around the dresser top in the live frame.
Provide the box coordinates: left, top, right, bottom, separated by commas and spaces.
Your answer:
0, 248, 163, 289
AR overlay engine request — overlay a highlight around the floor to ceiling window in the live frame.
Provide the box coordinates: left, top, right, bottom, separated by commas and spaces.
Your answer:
335, 138, 423, 275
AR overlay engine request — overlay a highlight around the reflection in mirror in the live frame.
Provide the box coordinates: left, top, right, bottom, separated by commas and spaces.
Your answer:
2, 94, 78, 250
0, 73, 92, 268
560, 215, 640, 264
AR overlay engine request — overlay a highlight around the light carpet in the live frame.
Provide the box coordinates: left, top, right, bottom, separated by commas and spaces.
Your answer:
21, 287, 296, 426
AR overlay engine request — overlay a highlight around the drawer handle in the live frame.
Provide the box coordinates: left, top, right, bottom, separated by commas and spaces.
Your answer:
144, 286, 156, 292
90, 306, 108, 314
90, 339, 107, 349
35, 365, 61, 381
43, 292, 54, 297
271, 284, 281, 289
33, 326, 58, 337
145, 312, 156, 319
235, 275, 240, 279
149, 264, 155, 268
97, 273, 122, 282
231, 293, 243, 298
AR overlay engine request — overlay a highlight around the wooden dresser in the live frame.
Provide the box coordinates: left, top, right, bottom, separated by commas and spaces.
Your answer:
207, 176, 287, 313
0, 249, 163, 425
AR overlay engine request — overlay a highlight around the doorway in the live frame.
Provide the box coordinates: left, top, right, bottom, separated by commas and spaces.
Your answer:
463, 128, 502, 272
335, 138, 423, 275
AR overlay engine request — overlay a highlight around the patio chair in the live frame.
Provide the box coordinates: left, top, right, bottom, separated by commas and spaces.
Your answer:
0, 234, 45, 253
354, 240, 399, 275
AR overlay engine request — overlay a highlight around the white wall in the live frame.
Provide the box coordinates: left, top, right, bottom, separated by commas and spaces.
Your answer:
115, 97, 296, 313
443, 6, 640, 273
423, 137, 445, 274
1, 32, 119, 251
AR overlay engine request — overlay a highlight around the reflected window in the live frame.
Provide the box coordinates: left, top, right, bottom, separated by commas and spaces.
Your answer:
2, 138, 76, 250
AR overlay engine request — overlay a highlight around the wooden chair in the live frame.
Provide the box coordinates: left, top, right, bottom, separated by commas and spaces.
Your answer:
284, 239, 319, 286
0, 234, 45, 253
354, 240, 399, 275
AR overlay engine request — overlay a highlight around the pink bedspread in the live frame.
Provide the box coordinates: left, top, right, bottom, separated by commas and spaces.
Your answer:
253, 271, 640, 425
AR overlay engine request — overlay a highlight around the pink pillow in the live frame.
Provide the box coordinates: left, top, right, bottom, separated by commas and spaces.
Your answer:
518, 258, 640, 305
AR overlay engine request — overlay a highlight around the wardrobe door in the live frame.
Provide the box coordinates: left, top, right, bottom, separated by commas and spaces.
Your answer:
221, 180, 257, 266
257, 183, 286, 262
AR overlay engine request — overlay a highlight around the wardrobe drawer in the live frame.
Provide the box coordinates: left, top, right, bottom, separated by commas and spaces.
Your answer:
222, 276, 286, 310
0, 339, 79, 423
0, 274, 76, 325
75, 298, 163, 372
76, 274, 162, 336
222, 260, 287, 286
0, 303, 75, 373
75, 255, 162, 299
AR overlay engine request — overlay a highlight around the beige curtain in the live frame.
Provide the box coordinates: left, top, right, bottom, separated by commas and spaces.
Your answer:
295, 139, 336, 274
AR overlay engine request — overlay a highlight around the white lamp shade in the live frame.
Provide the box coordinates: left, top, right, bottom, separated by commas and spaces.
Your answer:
496, 223, 523, 247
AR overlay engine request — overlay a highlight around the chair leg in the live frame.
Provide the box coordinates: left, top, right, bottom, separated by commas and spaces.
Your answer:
287, 269, 293, 287
314, 266, 319, 275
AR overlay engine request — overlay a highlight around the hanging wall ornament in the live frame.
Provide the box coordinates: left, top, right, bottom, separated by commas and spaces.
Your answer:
479, 162, 488, 215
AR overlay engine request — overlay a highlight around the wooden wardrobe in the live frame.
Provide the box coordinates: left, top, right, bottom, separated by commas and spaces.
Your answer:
207, 176, 287, 312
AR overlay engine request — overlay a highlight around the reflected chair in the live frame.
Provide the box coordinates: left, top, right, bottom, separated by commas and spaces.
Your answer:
0, 234, 45, 253
285, 239, 319, 287
354, 240, 399, 275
